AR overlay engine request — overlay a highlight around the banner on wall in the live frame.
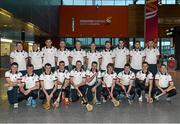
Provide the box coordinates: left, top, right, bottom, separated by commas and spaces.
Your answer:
59, 6, 128, 38
145, 0, 158, 43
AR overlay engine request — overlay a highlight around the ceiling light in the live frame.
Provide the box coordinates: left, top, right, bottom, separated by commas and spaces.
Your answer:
0, 38, 12, 43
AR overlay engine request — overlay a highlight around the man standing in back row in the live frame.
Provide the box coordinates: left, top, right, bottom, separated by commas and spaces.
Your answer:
113, 40, 129, 74
41, 38, 57, 72
144, 40, 160, 76
10, 42, 28, 75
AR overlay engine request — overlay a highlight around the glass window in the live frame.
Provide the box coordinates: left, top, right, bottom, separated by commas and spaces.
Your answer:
161, 0, 176, 4
112, 38, 120, 45
129, 38, 134, 49
63, 0, 74, 5
95, 38, 101, 45
114, 0, 126, 5
136, 0, 145, 4
74, 0, 86, 5
75, 38, 92, 45
95, 0, 103, 6
100, 38, 111, 44
86, 0, 93, 5
101, 0, 115, 5
166, 0, 175, 4
65, 38, 73, 45
125, 0, 133, 5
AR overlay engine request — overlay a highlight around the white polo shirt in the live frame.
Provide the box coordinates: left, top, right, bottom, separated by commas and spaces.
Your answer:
117, 71, 135, 86
102, 71, 117, 88
42, 46, 57, 67
130, 49, 145, 70
70, 49, 86, 66
5, 70, 22, 91
86, 70, 102, 86
56, 49, 70, 66
21, 73, 39, 89
136, 70, 153, 83
54, 69, 70, 89
39, 73, 57, 90
70, 69, 86, 89
10, 50, 28, 71
113, 47, 129, 69
100, 50, 115, 71
144, 47, 160, 64
29, 50, 43, 70
155, 72, 173, 88
86, 51, 101, 69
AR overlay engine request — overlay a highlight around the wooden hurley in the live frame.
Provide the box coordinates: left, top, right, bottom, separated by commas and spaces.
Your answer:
53, 79, 67, 109
104, 82, 120, 107
155, 86, 176, 100
76, 87, 93, 112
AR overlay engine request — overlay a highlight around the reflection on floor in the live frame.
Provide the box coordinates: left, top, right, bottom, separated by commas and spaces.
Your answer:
0, 69, 180, 123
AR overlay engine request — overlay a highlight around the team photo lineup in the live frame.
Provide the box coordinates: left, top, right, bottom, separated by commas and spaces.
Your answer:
5, 38, 177, 111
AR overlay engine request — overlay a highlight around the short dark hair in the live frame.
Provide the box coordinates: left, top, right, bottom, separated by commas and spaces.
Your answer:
27, 64, 34, 68
124, 63, 131, 68
91, 41, 96, 45
11, 62, 18, 67
105, 40, 111, 45
75, 40, 81, 44
119, 39, 124, 42
33, 42, 39, 45
160, 64, 166, 68
135, 40, 140, 44
16, 42, 23, 46
76, 60, 82, 64
44, 63, 51, 67
107, 63, 114, 69
91, 61, 98, 65
142, 61, 149, 66
59, 61, 65, 65
46, 38, 51, 41
60, 39, 65, 43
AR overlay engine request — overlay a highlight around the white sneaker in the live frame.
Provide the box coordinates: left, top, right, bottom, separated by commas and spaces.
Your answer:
138, 95, 143, 102
13, 103, 18, 109
166, 97, 171, 102
102, 97, 107, 103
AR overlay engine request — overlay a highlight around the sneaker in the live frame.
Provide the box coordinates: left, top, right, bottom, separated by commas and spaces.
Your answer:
96, 100, 101, 105
26, 97, 32, 106
138, 95, 143, 102
31, 99, 37, 108
154, 94, 159, 101
166, 97, 171, 102
117, 94, 124, 102
102, 97, 107, 103
128, 99, 132, 105
14, 103, 18, 109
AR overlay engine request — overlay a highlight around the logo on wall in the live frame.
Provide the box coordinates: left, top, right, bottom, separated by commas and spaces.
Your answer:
80, 17, 112, 26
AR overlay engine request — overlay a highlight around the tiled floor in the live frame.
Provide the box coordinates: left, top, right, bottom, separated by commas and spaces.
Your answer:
0, 69, 180, 123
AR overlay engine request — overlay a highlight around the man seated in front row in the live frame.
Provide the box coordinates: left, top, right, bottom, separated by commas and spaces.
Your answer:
136, 61, 154, 103
116, 63, 135, 103
86, 61, 102, 104
155, 64, 177, 102
54, 61, 70, 103
39, 63, 58, 109
19, 64, 39, 108
5, 62, 22, 108
69, 60, 87, 102
101, 63, 117, 103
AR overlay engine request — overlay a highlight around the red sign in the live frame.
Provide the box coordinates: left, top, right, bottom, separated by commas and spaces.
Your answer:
145, 0, 158, 43
59, 6, 128, 38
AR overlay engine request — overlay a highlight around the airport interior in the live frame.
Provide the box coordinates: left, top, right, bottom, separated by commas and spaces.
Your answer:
0, 0, 180, 123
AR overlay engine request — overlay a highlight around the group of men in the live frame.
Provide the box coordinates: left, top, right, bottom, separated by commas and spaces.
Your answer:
5, 38, 177, 109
